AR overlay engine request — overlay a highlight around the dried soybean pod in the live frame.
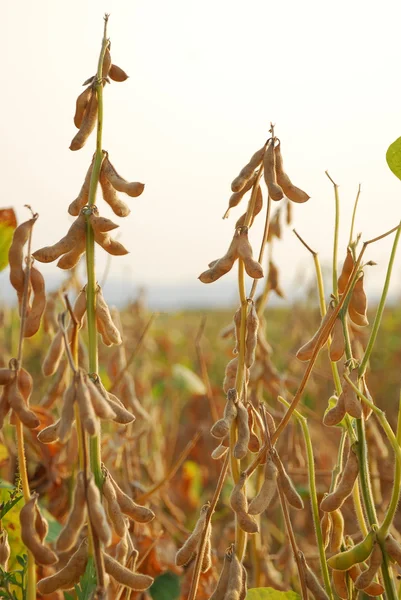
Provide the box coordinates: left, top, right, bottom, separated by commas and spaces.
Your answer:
296, 303, 335, 361
57, 238, 86, 270
76, 372, 98, 436
109, 64, 129, 81
384, 534, 401, 566
37, 539, 88, 595
223, 357, 238, 393
37, 419, 60, 444
274, 454, 304, 509
0, 530, 10, 570
8, 374, 40, 429
248, 454, 278, 515
348, 303, 369, 327
354, 542, 382, 590
320, 447, 359, 512
87, 474, 112, 546
103, 553, 154, 590
33, 214, 86, 263
99, 168, 131, 217
20, 494, 57, 565
103, 472, 127, 538
237, 230, 264, 279
209, 545, 232, 600
9, 218, 35, 296
96, 287, 122, 345
245, 303, 259, 368
225, 172, 258, 217
108, 473, 154, 523
56, 472, 86, 551
70, 90, 98, 151
102, 45, 112, 78
225, 550, 243, 600
338, 248, 354, 295
0, 387, 11, 429
24, 266, 46, 338
343, 369, 362, 419
0, 369, 14, 386
332, 569, 348, 599
58, 380, 77, 443
199, 233, 240, 283
175, 504, 209, 566
320, 511, 332, 549
323, 394, 346, 427
350, 273, 368, 316
68, 159, 94, 216
327, 530, 375, 570
73, 86, 93, 129
233, 402, 250, 460
267, 260, 284, 298
235, 185, 264, 229
230, 472, 259, 534
212, 443, 229, 459
274, 141, 310, 203
85, 375, 116, 420
107, 393, 136, 423
329, 318, 345, 362
211, 389, 238, 438
94, 229, 129, 256
103, 156, 145, 197
89, 213, 119, 234
201, 524, 212, 572
34, 505, 49, 543
263, 139, 284, 201
329, 509, 344, 553
301, 556, 329, 600
231, 146, 265, 193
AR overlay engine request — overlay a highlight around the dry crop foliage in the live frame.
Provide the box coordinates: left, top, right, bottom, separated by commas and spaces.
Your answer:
2, 15, 401, 600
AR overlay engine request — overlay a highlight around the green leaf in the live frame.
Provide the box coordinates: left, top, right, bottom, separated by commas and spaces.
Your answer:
386, 137, 401, 180
150, 572, 180, 600
172, 364, 206, 395
246, 588, 301, 600
0, 209, 16, 272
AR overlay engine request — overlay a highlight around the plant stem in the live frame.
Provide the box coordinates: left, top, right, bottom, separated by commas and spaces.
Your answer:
349, 184, 361, 246
325, 171, 340, 298
352, 481, 368, 537
359, 221, 401, 378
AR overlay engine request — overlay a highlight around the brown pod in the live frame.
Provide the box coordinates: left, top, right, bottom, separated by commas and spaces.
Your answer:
235, 185, 263, 229
236, 230, 264, 279
87, 474, 112, 546
231, 147, 265, 193
201, 524, 212, 573
248, 454, 278, 515
384, 534, 401, 566
320, 448, 359, 512
300, 553, 329, 600
343, 369, 362, 419
337, 248, 354, 295
329, 318, 345, 362
225, 173, 258, 217
323, 394, 346, 427
103, 553, 154, 590
320, 512, 332, 549
70, 91, 98, 151
199, 233, 239, 283
210, 545, 233, 600
274, 141, 310, 203
329, 509, 344, 553
102, 45, 112, 78
211, 442, 229, 459
233, 401, 250, 460
94, 230, 129, 256
33, 214, 86, 263
354, 542, 383, 590
0, 387, 11, 430
109, 473, 155, 523
296, 303, 335, 361
24, 266, 46, 338
68, 159, 94, 216
225, 550, 243, 600
267, 260, 284, 298
103, 472, 127, 538
56, 472, 87, 551
89, 213, 119, 234
275, 455, 304, 509
348, 303, 369, 327
245, 303, 259, 368
85, 376, 116, 420
99, 169, 131, 216
76, 372, 98, 436
263, 139, 284, 201
0, 530, 10, 570
96, 287, 122, 345
0, 369, 14, 386
8, 372, 40, 429
20, 493, 57, 565
37, 539, 88, 594
349, 273, 368, 316
73, 86, 93, 129
223, 357, 239, 393
332, 569, 347, 599
109, 64, 129, 82
58, 380, 77, 443
176, 504, 209, 566
230, 472, 259, 534
37, 419, 60, 444
8, 218, 36, 296
107, 393, 136, 423
57, 238, 86, 269
103, 156, 145, 197
210, 391, 237, 438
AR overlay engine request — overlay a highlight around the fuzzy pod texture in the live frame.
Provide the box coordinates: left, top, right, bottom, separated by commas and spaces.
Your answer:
300, 553, 329, 600
209, 545, 232, 599
20, 493, 57, 565
274, 454, 304, 509
58, 380, 77, 443
96, 286, 122, 345
70, 90, 98, 151
68, 158, 94, 216
274, 141, 310, 203
332, 569, 347, 599
342, 369, 362, 419
86, 474, 112, 546
329, 318, 345, 362
225, 173, 258, 217
323, 394, 346, 427
8, 370, 40, 429
106, 392, 136, 424
263, 139, 284, 201
199, 233, 239, 284
337, 248, 354, 295
384, 534, 401, 566
327, 531, 375, 571
76, 372, 98, 436
0, 530, 10, 570
349, 273, 368, 316
236, 229, 264, 279
56, 472, 87, 551
89, 213, 119, 234
320, 511, 332, 549
8, 218, 36, 299
231, 146, 265, 193
175, 504, 209, 566
108, 471, 155, 523
233, 401, 250, 460
248, 454, 278, 515
103, 553, 154, 590
102, 472, 127, 538
223, 357, 238, 394
99, 168, 131, 217
33, 214, 86, 264
94, 229, 129, 256
296, 303, 335, 361
211, 443, 229, 460
348, 303, 369, 326
329, 509, 344, 553
210, 391, 238, 438
24, 265, 46, 338
230, 472, 259, 534
201, 524, 212, 573
37, 538, 88, 594
320, 448, 359, 512
57, 238, 86, 269
37, 419, 60, 444
354, 542, 383, 590
103, 155, 145, 198
85, 375, 116, 420
73, 86, 93, 129
225, 550, 244, 600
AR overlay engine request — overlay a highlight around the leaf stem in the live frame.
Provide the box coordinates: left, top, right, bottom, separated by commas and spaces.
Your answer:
325, 171, 340, 298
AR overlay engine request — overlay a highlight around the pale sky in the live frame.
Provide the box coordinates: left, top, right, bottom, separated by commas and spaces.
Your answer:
3, 0, 401, 304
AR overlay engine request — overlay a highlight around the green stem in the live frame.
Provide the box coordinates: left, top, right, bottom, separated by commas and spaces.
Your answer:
349, 184, 361, 246
359, 221, 401, 378
326, 171, 340, 298
278, 397, 333, 600
380, 390, 401, 537
329, 429, 346, 492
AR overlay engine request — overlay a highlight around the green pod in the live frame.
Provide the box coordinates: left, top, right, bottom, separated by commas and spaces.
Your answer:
327, 531, 375, 571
